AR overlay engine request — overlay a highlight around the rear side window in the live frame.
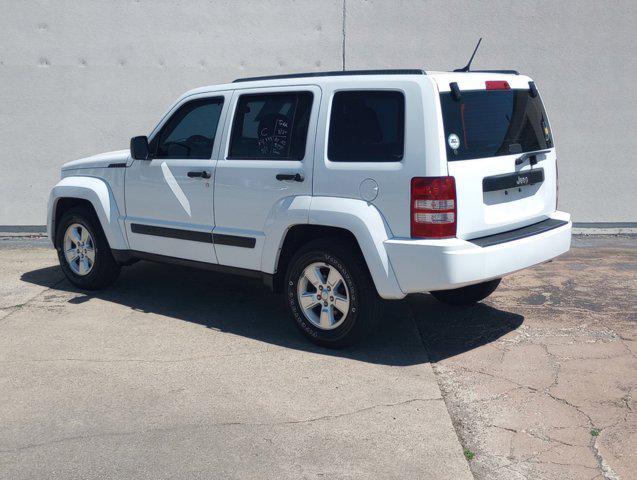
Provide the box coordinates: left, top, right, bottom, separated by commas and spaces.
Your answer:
441, 89, 553, 161
228, 92, 313, 160
328, 90, 405, 162
152, 97, 224, 159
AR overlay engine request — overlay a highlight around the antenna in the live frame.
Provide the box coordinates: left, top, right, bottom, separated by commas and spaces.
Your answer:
454, 38, 482, 72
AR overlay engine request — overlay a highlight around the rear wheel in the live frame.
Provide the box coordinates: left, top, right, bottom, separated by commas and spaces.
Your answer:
55, 206, 121, 290
284, 239, 382, 348
430, 278, 501, 306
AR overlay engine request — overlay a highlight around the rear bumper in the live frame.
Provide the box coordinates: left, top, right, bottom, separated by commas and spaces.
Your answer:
384, 211, 572, 295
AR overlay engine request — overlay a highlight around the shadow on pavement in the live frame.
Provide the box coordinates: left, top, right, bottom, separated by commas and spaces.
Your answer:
21, 260, 523, 366
407, 294, 524, 362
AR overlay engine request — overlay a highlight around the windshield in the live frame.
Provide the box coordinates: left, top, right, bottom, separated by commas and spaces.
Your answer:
440, 89, 553, 161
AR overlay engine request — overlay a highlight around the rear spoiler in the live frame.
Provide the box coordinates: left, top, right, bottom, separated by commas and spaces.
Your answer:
448, 79, 537, 102
470, 69, 519, 75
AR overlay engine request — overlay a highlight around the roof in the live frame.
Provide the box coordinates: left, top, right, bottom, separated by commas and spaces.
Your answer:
232, 69, 426, 83
177, 68, 531, 102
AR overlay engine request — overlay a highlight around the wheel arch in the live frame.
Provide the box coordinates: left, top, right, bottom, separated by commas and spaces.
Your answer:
267, 197, 405, 299
48, 177, 128, 251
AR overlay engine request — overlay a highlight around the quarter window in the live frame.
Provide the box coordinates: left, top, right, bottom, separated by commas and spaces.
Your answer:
228, 92, 313, 160
151, 97, 224, 160
328, 90, 405, 162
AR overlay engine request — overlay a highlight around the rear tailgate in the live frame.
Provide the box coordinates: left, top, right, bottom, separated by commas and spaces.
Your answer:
433, 73, 557, 240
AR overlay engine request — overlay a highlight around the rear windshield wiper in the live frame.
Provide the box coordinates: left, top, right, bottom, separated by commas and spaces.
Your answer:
515, 149, 551, 166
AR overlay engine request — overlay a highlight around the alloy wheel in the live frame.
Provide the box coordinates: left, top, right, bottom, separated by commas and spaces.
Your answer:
63, 223, 96, 276
297, 262, 350, 330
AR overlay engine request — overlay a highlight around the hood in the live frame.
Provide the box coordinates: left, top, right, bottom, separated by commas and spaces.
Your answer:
61, 149, 130, 171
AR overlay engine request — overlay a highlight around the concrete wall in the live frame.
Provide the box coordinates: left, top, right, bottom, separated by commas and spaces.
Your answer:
1, 0, 635, 226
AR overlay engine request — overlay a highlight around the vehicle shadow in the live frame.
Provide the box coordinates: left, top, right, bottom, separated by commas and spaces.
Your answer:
21, 260, 524, 367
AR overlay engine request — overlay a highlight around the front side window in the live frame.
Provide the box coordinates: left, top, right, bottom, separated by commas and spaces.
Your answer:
151, 97, 224, 159
328, 90, 405, 162
228, 92, 313, 160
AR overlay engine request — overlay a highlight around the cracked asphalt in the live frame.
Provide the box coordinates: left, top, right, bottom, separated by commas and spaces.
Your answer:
0, 236, 635, 479
411, 236, 636, 480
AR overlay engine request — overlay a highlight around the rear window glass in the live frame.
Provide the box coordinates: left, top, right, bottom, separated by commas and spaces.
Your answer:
328, 90, 404, 162
440, 89, 553, 161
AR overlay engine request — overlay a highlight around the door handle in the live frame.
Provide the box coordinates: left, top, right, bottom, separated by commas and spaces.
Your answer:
276, 172, 305, 182
187, 170, 211, 179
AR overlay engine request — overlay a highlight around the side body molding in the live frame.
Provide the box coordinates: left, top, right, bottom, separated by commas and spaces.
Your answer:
308, 197, 405, 300
47, 176, 129, 250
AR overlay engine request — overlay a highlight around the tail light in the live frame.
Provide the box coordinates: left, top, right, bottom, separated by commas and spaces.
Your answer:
411, 177, 457, 238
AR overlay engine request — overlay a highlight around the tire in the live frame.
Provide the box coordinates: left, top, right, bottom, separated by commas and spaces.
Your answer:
284, 239, 382, 348
430, 278, 501, 306
55, 205, 121, 290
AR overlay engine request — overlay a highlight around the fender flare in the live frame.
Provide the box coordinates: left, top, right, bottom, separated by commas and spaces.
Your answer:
260, 195, 312, 273
47, 176, 128, 250
261, 196, 405, 300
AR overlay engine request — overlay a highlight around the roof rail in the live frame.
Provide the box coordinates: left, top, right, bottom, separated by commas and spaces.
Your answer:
233, 69, 426, 83
470, 69, 519, 75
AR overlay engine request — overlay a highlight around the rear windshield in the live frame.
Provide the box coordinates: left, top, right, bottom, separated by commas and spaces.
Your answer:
440, 89, 553, 161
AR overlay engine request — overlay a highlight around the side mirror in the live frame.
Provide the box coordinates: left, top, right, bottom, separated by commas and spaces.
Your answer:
130, 136, 150, 160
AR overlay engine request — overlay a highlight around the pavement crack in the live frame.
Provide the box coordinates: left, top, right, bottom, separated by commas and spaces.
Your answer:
539, 391, 621, 480
0, 276, 66, 326
543, 390, 594, 426
1, 398, 441, 454
269, 397, 441, 426
591, 435, 620, 480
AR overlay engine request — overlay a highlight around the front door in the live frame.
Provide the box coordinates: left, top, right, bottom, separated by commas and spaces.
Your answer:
213, 86, 320, 271
125, 93, 229, 262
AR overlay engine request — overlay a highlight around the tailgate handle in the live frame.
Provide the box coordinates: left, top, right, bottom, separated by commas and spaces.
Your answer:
483, 168, 544, 192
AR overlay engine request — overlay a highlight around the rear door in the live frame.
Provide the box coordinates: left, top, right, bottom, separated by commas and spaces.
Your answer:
213, 85, 320, 271
437, 75, 557, 239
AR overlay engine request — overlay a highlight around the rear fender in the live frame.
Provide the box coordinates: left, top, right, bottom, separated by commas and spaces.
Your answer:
308, 197, 404, 299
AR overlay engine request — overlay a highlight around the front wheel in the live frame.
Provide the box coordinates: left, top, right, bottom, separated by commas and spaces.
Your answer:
430, 278, 501, 306
55, 206, 121, 290
284, 239, 382, 348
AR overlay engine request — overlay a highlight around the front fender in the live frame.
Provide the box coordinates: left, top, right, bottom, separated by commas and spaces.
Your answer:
309, 197, 404, 299
47, 176, 128, 250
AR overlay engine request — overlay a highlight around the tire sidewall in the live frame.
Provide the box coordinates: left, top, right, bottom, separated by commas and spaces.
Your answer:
285, 249, 362, 344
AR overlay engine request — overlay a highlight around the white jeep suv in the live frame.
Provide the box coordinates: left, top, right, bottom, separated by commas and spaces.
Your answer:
47, 69, 571, 347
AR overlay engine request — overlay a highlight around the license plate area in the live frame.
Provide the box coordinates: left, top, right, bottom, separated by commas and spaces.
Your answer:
483, 168, 544, 192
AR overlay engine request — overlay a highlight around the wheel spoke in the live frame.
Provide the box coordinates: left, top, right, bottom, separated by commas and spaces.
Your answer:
85, 247, 96, 262
326, 267, 340, 288
70, 227, 82, 245
65, 248, 79, 262
299, 292, 320, 310
80, 227, 90, 243
304, 266, 324, 288
78, 257, 89, 274
333, 294, 349, 314
319, 306, 335, 329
